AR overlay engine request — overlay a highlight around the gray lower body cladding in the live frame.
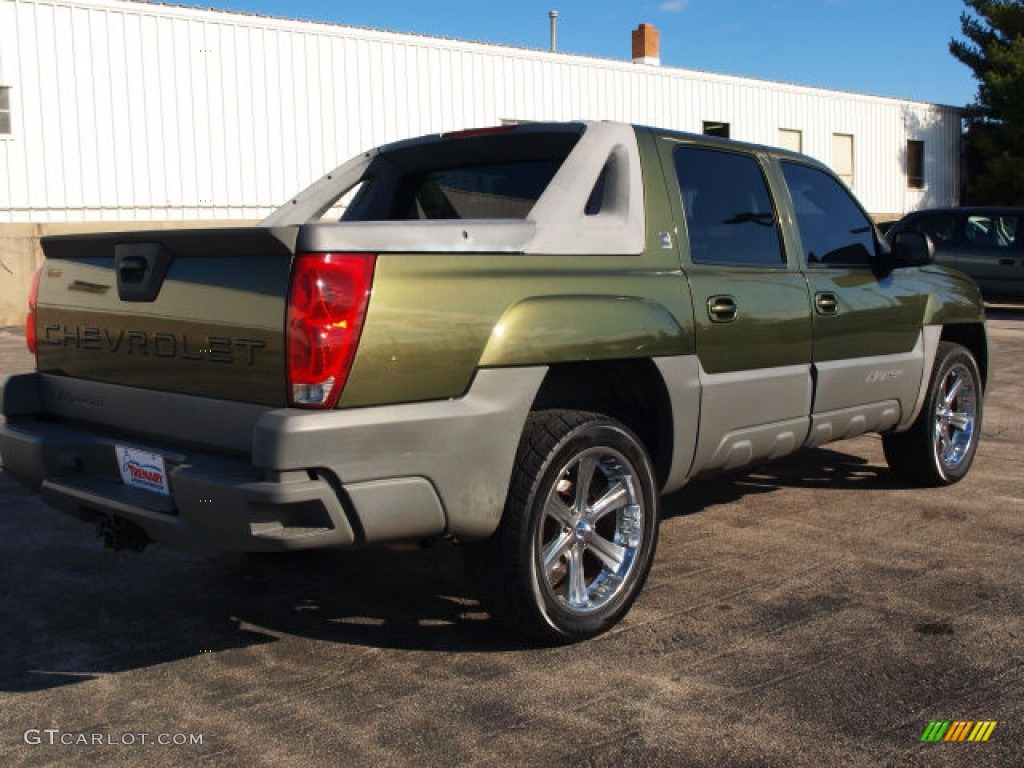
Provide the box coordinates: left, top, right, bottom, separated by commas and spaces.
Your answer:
0, 368, 546, 552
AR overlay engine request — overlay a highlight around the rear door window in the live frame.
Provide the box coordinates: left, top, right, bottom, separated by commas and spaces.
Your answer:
673, 146, 785, 266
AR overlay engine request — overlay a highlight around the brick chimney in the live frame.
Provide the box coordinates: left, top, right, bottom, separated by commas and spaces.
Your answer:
632, 23, 660, 66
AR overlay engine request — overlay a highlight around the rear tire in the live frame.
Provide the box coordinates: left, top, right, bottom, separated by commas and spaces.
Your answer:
883, 341, 982, 486
473, 410, 660, 643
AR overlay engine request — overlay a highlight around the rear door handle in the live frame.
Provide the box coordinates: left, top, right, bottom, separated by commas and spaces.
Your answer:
998, 258, 1015, 266
815, 292, 839, 316
707, 295, 738, 323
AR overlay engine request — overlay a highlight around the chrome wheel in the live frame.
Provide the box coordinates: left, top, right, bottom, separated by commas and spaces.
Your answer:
536, 447, 645, 614
933, 361, 977, 472
883, 341, 983, 487
474, 410, 658, 642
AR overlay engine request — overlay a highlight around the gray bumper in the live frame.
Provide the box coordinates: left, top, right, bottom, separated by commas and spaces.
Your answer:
0, 368, 545, 552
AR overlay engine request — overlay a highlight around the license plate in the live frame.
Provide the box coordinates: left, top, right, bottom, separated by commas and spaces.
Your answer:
115, 446, 171, 496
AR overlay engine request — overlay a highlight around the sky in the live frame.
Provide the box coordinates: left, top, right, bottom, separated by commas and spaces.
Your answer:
165, 0, 980, 108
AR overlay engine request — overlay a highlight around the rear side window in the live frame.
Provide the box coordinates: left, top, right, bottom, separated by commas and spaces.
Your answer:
782, 161, 877, 267
674, 146, 785, 266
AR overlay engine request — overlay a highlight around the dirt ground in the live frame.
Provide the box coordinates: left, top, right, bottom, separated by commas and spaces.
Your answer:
1, 310, 1021, 767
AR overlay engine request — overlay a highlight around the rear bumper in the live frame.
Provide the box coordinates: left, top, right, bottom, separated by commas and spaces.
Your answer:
0, 368, 545, 553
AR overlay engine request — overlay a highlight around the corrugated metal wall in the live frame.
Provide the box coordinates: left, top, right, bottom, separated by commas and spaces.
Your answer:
0, 0, 962, 222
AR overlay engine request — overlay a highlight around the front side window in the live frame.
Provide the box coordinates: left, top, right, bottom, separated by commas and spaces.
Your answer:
782, 161, 877, 267
674, 146, 785, 267
912, 212, 958, 245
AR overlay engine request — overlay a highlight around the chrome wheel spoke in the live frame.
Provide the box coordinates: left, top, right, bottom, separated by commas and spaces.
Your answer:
542, 531, 575, 580
586, 480, 628, 524
942, 373, 963, 410
566, 546, 588, 607
545, 494, 574, 528
587, 532, 626, 573
574, 457, 597, 510
948, 412, 972, 432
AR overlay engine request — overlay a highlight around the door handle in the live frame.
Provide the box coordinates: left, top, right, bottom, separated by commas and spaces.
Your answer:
815, 292, 839, 316
707, 295, 738, 323
998, 258, 1015, 266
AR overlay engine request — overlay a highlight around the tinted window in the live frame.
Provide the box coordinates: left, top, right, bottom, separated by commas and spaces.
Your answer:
781, 161, 877, 266
965, 214, 1018, 248
911, 213, 958, 245
674, 147, 785, 266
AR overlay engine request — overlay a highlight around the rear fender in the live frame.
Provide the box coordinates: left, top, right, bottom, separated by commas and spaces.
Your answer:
478, 296, 689, 367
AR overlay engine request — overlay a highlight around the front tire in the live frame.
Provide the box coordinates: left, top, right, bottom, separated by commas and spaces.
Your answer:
476, 410, 660, 643
883, 341, 983, 486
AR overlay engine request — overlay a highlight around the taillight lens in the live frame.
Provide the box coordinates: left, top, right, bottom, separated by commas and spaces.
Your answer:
286, 253, 376, 408
26, 267, 41, 355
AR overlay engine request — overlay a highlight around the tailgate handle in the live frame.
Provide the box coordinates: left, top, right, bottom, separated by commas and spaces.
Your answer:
115, 243, 173, 302
118, 256, 148, 281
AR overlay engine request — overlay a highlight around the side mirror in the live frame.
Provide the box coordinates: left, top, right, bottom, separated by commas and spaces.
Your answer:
882, 230, 935, 269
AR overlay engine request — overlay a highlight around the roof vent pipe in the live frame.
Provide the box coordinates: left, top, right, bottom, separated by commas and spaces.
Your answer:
549, 10, 558, 52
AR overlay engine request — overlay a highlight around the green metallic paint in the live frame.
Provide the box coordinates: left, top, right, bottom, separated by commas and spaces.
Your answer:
339, 253, 694, 408
339, 126, 698, 409
650, 133, 815, 374
478, 295, 688, 367
35, 253, 289, 406
686, 269, 813, 374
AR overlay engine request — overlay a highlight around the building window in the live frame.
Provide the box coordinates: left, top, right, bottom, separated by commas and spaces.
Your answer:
907, 140, 925, 189
832, 133, 854, 188
0, 87, 11, 135
778, 128, 803, 153
702, 121, 730, 139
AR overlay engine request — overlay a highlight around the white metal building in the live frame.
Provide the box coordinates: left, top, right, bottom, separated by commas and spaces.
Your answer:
0, 0, 962, 225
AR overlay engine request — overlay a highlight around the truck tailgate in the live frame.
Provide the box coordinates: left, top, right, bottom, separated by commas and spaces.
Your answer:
34, 227, 297, 407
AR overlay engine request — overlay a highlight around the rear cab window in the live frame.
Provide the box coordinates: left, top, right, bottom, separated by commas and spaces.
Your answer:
341, 129, 581, 222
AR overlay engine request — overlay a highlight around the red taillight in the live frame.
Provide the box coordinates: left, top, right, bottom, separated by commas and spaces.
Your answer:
26, 267, 41, 355
286, 253, 376, 409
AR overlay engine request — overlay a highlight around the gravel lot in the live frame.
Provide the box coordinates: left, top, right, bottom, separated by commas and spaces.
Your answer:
1, 310, 1022, 768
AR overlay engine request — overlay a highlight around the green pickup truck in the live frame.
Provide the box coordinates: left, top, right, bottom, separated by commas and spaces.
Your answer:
0, 122, 991, 642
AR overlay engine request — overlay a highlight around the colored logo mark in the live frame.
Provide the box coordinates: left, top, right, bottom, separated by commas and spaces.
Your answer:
920, 721, 997, 742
